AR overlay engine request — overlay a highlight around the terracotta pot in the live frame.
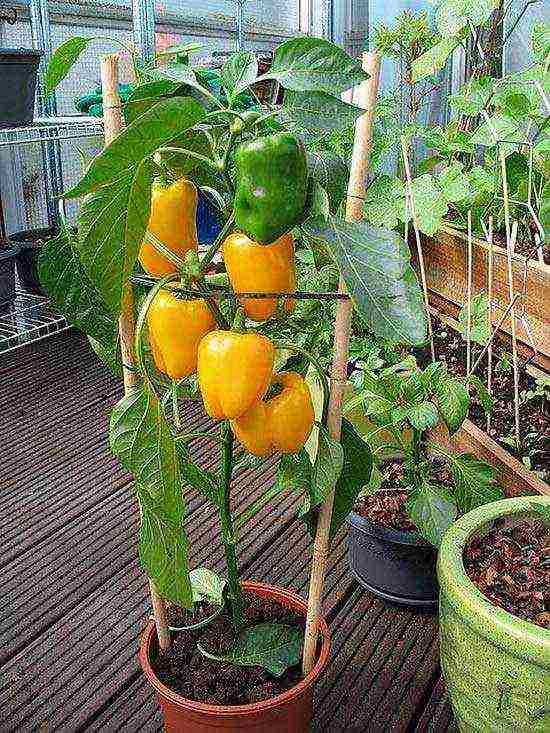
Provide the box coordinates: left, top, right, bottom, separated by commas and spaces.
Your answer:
438, 496, 550, 732
139, 581, 331, 732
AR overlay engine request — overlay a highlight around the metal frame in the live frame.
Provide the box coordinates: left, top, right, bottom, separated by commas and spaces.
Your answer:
0, 289, 70, 354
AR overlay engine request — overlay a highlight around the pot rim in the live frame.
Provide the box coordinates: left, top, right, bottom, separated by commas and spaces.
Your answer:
438, 496, 550, 666
347, 510, 431, 547
139, 580, 331, 717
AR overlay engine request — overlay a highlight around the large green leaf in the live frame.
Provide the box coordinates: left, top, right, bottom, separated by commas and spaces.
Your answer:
276, 450, 312, 494
38, 228, 118, 354
532, 21, 550, 64
299, 424, 344, 529
363, 175, 406, 230
329, 419, 373, 539
435, 0, 498, 37
447, 453, 500, 512
189, 567, 226, 605
303, 216, 427, 345
124, 80, 180, 124
407, 483, 457, 547
65, 97, 206, 198
457, 292, 491, 345
307, 152, 348, 214
470, 113, 522, 146
176, 441, 220, 506
400, 174, 448, 236
76, 157, 155, 314
434, 376, 470, 434
411, 37, 460, 82
45, 37, 92, 94
281, 91, 364, 133
199, 623, 303, 676
110, 384, 192, 607
262, 37, 368, 94
222, 51, 258, 97
407, 400, 440, 430
438, 162, 470, 203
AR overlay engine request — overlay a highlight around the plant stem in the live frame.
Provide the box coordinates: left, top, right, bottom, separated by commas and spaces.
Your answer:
218, 421, 245, 632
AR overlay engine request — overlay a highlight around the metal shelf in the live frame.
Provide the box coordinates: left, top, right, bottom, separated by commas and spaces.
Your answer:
0, 289, 70, 354
0, 116, 103, 147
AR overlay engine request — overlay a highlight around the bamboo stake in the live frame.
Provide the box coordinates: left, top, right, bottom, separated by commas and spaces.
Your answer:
466, 211, 473, 375
100, 54, 171, 651
401, 137, 435, 362
486, 216, 494, 433
506, 221, 522, 449
302, 51, 381, 676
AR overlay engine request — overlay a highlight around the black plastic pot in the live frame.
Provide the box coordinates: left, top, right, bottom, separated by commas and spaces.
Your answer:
0, 241, 19, 309
0, 49, 42, 128
11, 227, 56, 296
347, 511, 438, 608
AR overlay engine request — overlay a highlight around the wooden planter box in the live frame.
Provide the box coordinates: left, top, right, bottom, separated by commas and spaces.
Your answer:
412, 225, 550, 372
429, 420, 550, 499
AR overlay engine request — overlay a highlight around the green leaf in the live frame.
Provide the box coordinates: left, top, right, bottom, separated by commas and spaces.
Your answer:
411, 38, 460, 82
438, 162, 470, 203
470, 113, 522, 146
400, 174, 448, 236
124, 80, 180, 124
45, 37, 92, 94
468, 374, 495, 415
407, 400, 440, 430
406, 483, 457, 547
435, 0, 498, 37
37, 228, 118, 355
306, 180, 331, 221
540, 181, 550, 246
276, 450, 312, 493
449, 77, 493, 116
88, 336, 122, 377
532, 21, 550, 64
222, 51, 258, 96
435, 376, 470, 434
176, 442, 220, 506
329, 419, 373, 539
457, 291, 491, 345
447, 453, 501, 512
299, 424, 344, 528
65, 97, 206, 198
281, 90, 364, 133
76, 156, 155, 314
189, 567, 226, 605
110, 385, 192, 607
363, 175, 406, 230
264, 37, 368, 94
199, 623, 303, 677
307, 151, 348, 213
303, 216, 427, 346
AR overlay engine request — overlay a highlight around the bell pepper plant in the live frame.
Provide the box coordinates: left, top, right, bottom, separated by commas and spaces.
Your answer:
39, 36, 429, 678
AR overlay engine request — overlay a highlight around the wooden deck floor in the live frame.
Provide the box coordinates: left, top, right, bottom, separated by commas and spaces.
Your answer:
0, 331, 455, 732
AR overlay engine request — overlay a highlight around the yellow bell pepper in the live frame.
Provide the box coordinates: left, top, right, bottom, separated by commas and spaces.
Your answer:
139, 178, 198, 276
197, 330, 275, 420
221, 231, 295, 321
231, 371, 315, 456
147, 284, 216, 379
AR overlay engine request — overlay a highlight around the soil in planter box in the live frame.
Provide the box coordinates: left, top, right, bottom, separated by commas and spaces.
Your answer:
354, 460, 452, 533
464, 516, 550, 629
153, 592, 306, 705
414, 316, 550, 486
166, 599, 220, 628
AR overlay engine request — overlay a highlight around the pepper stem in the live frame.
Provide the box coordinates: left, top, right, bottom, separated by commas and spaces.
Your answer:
218, 420, 245, 633
231, 306, 247, 332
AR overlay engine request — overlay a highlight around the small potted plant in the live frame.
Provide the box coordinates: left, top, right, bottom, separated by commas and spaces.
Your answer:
438, 495, 550, 732
346, 358, 502, 606
40, 35, 427, 731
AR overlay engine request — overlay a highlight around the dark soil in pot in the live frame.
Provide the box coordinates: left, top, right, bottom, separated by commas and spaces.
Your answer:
154, 591, 305, 705
414, 315, 550, 485
464, 515, 550, 629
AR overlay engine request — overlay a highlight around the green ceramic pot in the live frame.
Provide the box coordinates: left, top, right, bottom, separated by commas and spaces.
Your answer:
438, 496, 550, 733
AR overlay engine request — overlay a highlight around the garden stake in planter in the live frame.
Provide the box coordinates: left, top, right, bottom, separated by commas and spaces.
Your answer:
303, 51, 380, 676
100, 53, 171, 651
485, 217, 494, 433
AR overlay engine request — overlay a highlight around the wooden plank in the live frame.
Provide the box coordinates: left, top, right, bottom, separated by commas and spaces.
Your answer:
416, 675, 456, 732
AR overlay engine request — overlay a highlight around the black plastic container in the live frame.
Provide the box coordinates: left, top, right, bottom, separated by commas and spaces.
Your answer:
347, 511, 438, 608
11, 227, 56, 296
0, 49, 42, 128
0, 241, 19, 308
